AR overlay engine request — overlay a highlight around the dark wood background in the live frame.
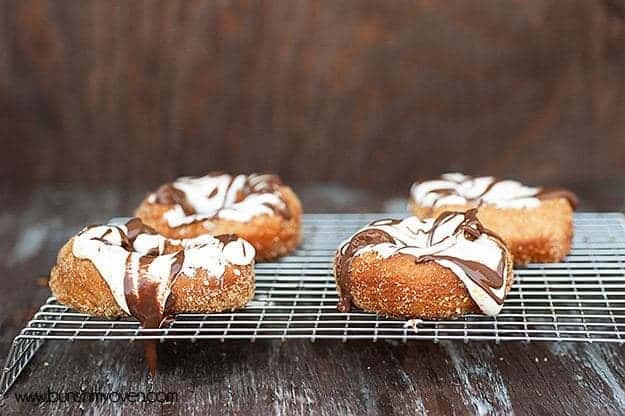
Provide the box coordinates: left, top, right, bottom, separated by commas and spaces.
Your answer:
2, 2, 625, 414
2, 0, 625, 195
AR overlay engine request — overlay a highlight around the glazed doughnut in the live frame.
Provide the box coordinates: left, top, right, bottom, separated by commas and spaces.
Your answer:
135, 173, 302, 261
49, 217, 256, 327
334, 209, 514, 319
409, 173, 578, 264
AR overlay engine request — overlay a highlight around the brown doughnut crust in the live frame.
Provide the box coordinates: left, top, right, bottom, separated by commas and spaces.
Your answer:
409, 198, 574, 265
134, 186, 302, 261
49, 239, 255, 318
335, 249, 515, 319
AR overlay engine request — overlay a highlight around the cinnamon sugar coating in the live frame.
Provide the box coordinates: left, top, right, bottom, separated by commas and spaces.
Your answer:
50, 239, 255, 318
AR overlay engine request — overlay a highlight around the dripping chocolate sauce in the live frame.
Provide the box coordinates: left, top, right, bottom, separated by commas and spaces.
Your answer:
84, 218, 244, 374
84, 218, 185, 375
335, 209, 507, 312
114, 219, 187, 375
124, 249, 186, 375
419, 255, 505, 304
153, 173, 292, 221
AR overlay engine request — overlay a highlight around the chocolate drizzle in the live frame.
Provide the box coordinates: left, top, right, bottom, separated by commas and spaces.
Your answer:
117, 218, 158, 250
123, 247, 186, 375
335, 209, 509, 314
419, 255, 505, 305
73, 217, 255, 375
412, 173, 578, 209
215, 234, 240, 245
425, 211, 459, 246
154, 183, 197, 215
152, 173, 291, 222
123, 251, 186, 329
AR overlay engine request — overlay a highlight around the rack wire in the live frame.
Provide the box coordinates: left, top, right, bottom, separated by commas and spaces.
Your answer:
2, 212, 625, 396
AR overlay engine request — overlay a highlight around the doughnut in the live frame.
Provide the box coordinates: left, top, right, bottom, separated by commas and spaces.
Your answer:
50, 217, 256, 323
134, 173, 302, 261
409, 173, 578, 264
334, 209, 514, 319
49, 217, 255, 373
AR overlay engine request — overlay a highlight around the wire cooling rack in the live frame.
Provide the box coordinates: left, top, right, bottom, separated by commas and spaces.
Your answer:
2, 212, 625, 396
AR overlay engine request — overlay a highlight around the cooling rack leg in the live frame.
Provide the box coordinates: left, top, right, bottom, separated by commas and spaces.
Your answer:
0, 338, 45, 399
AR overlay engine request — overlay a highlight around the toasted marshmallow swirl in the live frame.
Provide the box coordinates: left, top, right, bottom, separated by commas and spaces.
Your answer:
335, 210, 509, 316
72, 217, 255, 325
411, 173, 578, 209
148, 173, 290, 227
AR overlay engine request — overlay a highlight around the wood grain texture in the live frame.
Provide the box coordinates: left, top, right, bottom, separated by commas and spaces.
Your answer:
0, 187, 624, 415
2, 0, 625, 195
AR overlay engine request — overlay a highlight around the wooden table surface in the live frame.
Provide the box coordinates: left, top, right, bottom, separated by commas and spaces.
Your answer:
1, 185, 624, 416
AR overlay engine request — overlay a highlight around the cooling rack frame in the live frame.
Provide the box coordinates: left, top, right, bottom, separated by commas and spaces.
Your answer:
2, 212, 625, 397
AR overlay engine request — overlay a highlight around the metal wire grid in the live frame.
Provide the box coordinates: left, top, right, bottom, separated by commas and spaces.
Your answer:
2, 212, 625, 396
